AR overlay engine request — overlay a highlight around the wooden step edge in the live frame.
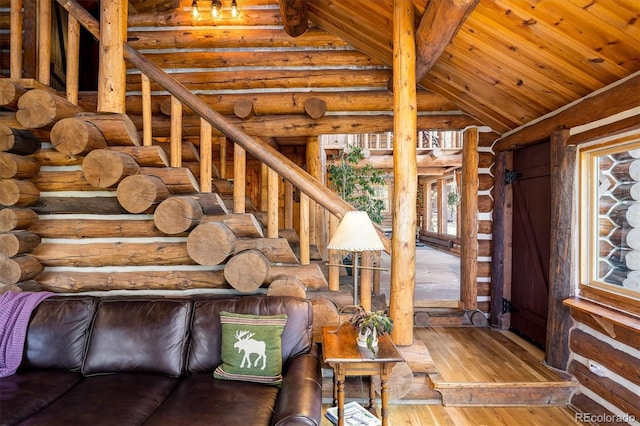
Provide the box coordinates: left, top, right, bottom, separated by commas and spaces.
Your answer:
432, 381, 580, 407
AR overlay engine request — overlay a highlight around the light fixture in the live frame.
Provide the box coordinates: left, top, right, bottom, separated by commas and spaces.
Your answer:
231, 0, 238, 18
212, 0, 222, 18
327, 211, 385, 305
191, 0, 199, 19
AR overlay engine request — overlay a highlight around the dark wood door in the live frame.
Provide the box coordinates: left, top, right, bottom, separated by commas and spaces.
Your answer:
510, 141, 550, 348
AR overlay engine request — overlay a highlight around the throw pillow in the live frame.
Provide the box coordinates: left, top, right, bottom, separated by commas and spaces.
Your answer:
214, 311, 287, 385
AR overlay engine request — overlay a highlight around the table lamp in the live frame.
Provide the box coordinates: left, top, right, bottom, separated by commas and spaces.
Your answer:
327, 211, 385, 305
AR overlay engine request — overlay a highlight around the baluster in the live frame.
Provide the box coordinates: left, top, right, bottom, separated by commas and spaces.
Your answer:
141, 74, 152, 146
233, 143, 246, 213
10, 0, 23, 79
37, 0, 51, 85
267, 167, 279, 238
66, 15, 80, 104
200, 118, 212, 193
170, 96, 182, 167
299, 192, 310, 265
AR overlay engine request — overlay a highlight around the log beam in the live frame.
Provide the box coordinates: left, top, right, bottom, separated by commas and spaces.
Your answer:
494, 74, 640, 151
278, 0, 308, 37
415, 0, 479, 82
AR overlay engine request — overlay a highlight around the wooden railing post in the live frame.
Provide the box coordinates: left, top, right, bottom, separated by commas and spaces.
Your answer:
37, 0, 51, 85
141, 74, 152, 146
219, 137, 227, 178
267, 167, 279, 238
233, 143, 246, 213
328, 213, 341, 291
66, 15, 80, 104
10, 0, 23, 79
97, 0, 126, 113
200, 118, 212, 193
299, 192, 310, 265
170, 96, 182, 167
284, 180, 294, 229
460, 127, 479, 310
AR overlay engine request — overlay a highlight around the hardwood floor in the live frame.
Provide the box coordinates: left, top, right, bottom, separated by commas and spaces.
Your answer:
320, 326, 585, 425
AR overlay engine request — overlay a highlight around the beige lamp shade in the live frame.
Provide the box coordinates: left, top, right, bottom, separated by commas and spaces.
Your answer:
327, 211, 384, 252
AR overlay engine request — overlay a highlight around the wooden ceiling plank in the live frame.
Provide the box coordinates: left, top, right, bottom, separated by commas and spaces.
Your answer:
490, 0, 635, 79
419, 77, 517, 134
415, 0, 479, 81
451, 29, 581, 109
278, 0, 309, 37
427, 60, 542, 126
478, 1, 625, 85
567, 0, 640, 34
494, 74, 640, 151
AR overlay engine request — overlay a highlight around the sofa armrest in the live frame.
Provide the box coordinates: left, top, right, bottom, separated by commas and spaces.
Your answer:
271, 345, 323, 426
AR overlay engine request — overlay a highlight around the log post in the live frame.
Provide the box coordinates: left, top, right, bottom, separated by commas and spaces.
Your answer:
267, 167, 279, 238
233, 143, 246, 213
0, 179, 40, 206
460, 127, 479, 310
360, 250, 374, 312
545, 129, 574, 370
0, 208, 38, 232
390, 0, 417, 346
116, 174, 169, 213
97, 0, 127, 113
187, 221, 237, 265
82, 149, 140, 188
0, 153, 41, 179
0, 125, 41, 155
224, 249, 271, 292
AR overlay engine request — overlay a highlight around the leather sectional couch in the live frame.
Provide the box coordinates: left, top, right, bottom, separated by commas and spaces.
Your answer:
0, 294, 322, 426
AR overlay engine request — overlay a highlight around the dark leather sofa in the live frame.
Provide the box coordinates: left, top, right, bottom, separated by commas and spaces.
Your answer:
0, 294, 322, 426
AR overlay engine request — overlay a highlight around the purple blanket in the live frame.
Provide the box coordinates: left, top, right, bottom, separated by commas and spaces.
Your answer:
0, 291, 53, 378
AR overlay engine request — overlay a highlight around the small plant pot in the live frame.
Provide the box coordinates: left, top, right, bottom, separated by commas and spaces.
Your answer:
356, 327, 378, 350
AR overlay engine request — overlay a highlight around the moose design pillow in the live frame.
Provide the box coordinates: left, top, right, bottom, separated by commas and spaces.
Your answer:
214, 311, 287, 385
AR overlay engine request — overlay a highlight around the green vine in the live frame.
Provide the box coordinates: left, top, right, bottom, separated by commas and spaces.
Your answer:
326, 146, 386, 224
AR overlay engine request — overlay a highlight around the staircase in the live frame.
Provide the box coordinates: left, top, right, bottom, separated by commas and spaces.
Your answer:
0, 79, 328, 297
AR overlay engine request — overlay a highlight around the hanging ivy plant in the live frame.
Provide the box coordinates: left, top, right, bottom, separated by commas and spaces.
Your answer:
327, 145, 386, 225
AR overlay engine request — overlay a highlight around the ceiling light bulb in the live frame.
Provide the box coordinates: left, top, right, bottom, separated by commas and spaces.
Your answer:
191, 0, 199, 18
231, 0, 238, 17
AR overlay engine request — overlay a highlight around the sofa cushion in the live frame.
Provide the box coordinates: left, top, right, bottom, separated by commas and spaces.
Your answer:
82, 298, 191, 377
144, 373, 279, 426
188, 296, 314, 374
214, 311, 287, 385
22, 296, 97, 371
15, 373, 179, 426
0, 371, 83, 426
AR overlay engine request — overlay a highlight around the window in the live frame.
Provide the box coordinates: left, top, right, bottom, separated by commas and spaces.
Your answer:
580, 137, 640, 305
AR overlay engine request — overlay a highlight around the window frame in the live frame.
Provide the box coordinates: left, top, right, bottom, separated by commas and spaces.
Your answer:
578, 135, 640, 315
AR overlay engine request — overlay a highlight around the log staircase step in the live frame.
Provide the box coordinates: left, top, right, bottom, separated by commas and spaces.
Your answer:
431, 380, 579, 406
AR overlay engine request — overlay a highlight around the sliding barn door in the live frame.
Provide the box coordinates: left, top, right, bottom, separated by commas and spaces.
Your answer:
510, 141, 551, 348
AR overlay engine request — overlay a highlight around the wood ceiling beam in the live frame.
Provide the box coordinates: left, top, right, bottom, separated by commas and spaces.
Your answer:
415, 0, 479, 82
278, 0, 309, 37
494, 74, 640, 151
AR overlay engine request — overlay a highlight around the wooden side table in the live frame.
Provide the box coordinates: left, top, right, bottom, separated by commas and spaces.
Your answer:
322, 325, 404, 426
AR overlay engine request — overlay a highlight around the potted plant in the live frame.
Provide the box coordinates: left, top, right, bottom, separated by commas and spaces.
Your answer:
349, 307, 393, 354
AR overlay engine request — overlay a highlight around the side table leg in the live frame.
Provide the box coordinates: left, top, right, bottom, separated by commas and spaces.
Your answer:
380, 364, 392, 426
336, 366, 345, 426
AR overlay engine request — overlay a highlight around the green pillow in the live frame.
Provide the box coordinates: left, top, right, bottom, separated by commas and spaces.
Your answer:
214, 311, 287, 385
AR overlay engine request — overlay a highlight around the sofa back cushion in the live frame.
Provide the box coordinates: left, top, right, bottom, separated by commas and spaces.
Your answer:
82, 298, 191, 377
188, 295, 313, 374
23, 296, 98, 371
